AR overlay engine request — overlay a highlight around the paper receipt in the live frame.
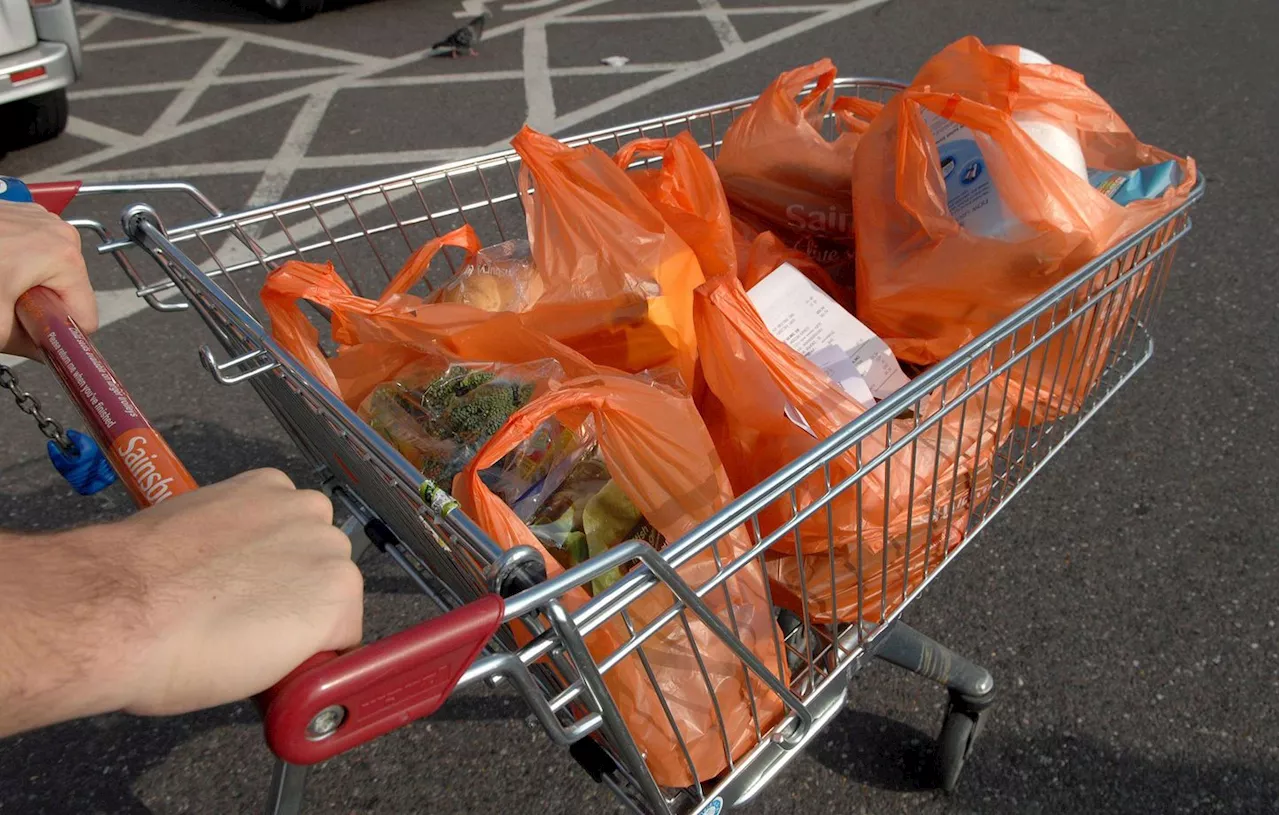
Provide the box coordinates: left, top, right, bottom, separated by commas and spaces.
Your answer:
747, 263, 910, 413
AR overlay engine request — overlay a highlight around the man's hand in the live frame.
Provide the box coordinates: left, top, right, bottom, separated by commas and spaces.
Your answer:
0, 470, 363, 736
0, 200, 97, 358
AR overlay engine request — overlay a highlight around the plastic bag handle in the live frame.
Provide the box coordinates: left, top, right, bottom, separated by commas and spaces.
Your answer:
378, 223, 481, 303
778, 59, 838, 115
613, 137, 673, 170
831, 96, 882, 134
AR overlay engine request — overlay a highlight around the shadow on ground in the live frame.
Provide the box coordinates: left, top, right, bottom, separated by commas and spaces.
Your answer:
811, 707, 1276, 814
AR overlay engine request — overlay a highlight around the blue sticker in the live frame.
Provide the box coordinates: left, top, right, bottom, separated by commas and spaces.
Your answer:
696, 799, 723, 815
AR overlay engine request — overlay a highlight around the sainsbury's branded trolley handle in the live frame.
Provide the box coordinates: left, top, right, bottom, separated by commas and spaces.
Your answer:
7, 178, 508, 767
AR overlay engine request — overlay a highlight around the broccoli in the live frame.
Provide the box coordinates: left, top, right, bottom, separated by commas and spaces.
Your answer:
445, 382, 527, 445
363, 364, 539, 486
420, 366, 496, 414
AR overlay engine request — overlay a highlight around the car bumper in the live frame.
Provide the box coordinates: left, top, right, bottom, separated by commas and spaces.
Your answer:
0, 40, 73, 107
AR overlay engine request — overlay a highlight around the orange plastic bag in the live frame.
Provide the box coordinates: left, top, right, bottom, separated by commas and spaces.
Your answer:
455, 374, 788, 787
615, 131, 736, 281
260, 224, 601, 408
513, 126, 706, 388
731, 217, 856, 314
853, 37, 1196, 424
693, 275, 1012, 623
715, 60, 880, 276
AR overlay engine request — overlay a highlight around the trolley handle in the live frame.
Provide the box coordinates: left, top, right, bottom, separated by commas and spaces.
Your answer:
17, 181, 505, 766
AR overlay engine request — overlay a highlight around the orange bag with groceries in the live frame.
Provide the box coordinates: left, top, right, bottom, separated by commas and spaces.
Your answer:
513, 126, 705, 388
455, 374, 788, 787
715, 59, 880, 275
731, 216, 856, 314
853, 37, 1197, 425
260, 224, 602, 408
615, 132, 737, 281
693, 275, 1012, 623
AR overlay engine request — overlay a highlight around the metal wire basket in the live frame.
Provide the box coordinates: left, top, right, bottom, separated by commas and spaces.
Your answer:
71, 77, 1202, 815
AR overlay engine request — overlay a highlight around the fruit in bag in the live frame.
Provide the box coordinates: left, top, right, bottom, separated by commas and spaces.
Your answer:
455, 374, 789, 788
693, 275, 1013, 623
852, 36, 1197, 425
430, 239, 546, 312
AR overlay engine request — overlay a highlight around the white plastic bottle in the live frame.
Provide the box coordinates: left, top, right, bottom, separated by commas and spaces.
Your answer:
924, 46, 1087, 238
1009, 48, 1088, 181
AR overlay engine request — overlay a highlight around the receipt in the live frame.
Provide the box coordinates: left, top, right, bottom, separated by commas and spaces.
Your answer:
747, 263, 909, 433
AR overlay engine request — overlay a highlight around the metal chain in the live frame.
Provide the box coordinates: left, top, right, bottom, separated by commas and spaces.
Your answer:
0, 363, 72, 451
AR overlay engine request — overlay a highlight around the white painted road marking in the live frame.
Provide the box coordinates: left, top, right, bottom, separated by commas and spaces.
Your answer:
20, 0, 893, 344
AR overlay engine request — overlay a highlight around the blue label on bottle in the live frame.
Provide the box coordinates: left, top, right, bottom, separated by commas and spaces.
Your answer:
922, 111, 1013, 237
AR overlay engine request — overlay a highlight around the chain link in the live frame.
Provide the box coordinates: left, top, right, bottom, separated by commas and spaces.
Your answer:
0, 363, 73, 451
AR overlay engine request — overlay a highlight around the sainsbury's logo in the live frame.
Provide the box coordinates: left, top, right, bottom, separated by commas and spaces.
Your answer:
117, 433, 177, 504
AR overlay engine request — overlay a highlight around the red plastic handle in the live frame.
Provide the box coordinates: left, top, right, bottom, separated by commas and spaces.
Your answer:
26, 180, 82, 216
261, 594, 505, 765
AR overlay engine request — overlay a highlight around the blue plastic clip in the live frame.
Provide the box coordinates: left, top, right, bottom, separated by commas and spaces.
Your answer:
0, 177, 33, 204
48, 429, 118, 496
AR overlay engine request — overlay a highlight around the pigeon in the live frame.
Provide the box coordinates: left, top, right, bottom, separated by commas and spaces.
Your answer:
432, 13, 487, 58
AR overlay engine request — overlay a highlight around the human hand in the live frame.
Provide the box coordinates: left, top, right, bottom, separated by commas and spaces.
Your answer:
0, 200, 97, 358
96, 469, 364, 717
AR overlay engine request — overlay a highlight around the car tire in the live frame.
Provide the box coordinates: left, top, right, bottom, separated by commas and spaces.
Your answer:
263, 0, 324, 21
1, 88, 69, 151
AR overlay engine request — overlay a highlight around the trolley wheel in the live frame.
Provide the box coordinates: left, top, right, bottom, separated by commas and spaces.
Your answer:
936, 692, 991, 792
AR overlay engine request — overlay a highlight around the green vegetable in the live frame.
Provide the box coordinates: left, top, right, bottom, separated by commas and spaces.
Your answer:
529, 505, 575, 549
583, 480, 639, 595
563, 531, 589, 569
361, 364, 538, 487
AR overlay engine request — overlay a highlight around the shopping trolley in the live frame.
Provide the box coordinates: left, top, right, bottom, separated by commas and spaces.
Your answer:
27, 77, 1201, 814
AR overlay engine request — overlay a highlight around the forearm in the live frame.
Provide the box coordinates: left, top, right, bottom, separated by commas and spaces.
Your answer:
0, 527, 144, 737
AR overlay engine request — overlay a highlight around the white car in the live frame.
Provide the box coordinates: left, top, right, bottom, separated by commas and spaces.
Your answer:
0, 0, 81, 149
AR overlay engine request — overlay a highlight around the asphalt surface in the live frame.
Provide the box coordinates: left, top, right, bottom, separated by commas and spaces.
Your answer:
1, 0, 1276, 813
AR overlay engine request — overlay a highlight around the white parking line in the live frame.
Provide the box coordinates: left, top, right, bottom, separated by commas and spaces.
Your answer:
522, 22, 555, 131
547, 0, 891, 134
64, 117, 133, 148
32, 0, 895, 343
32, 0, 617, 182
146, 39, 245, 138
82, 33, 212, 52
696, 0, 745, 49
69, 68, 352, 101
244, 87, 338, 209
74, 12, 113, 41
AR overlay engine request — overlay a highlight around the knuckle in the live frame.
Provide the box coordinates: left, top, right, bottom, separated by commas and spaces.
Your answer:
335, 560, 364, 599
242, 468, 294, 490
293, 489, 334, 523
314, 525, 352, 558
54, 218, 81, 248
